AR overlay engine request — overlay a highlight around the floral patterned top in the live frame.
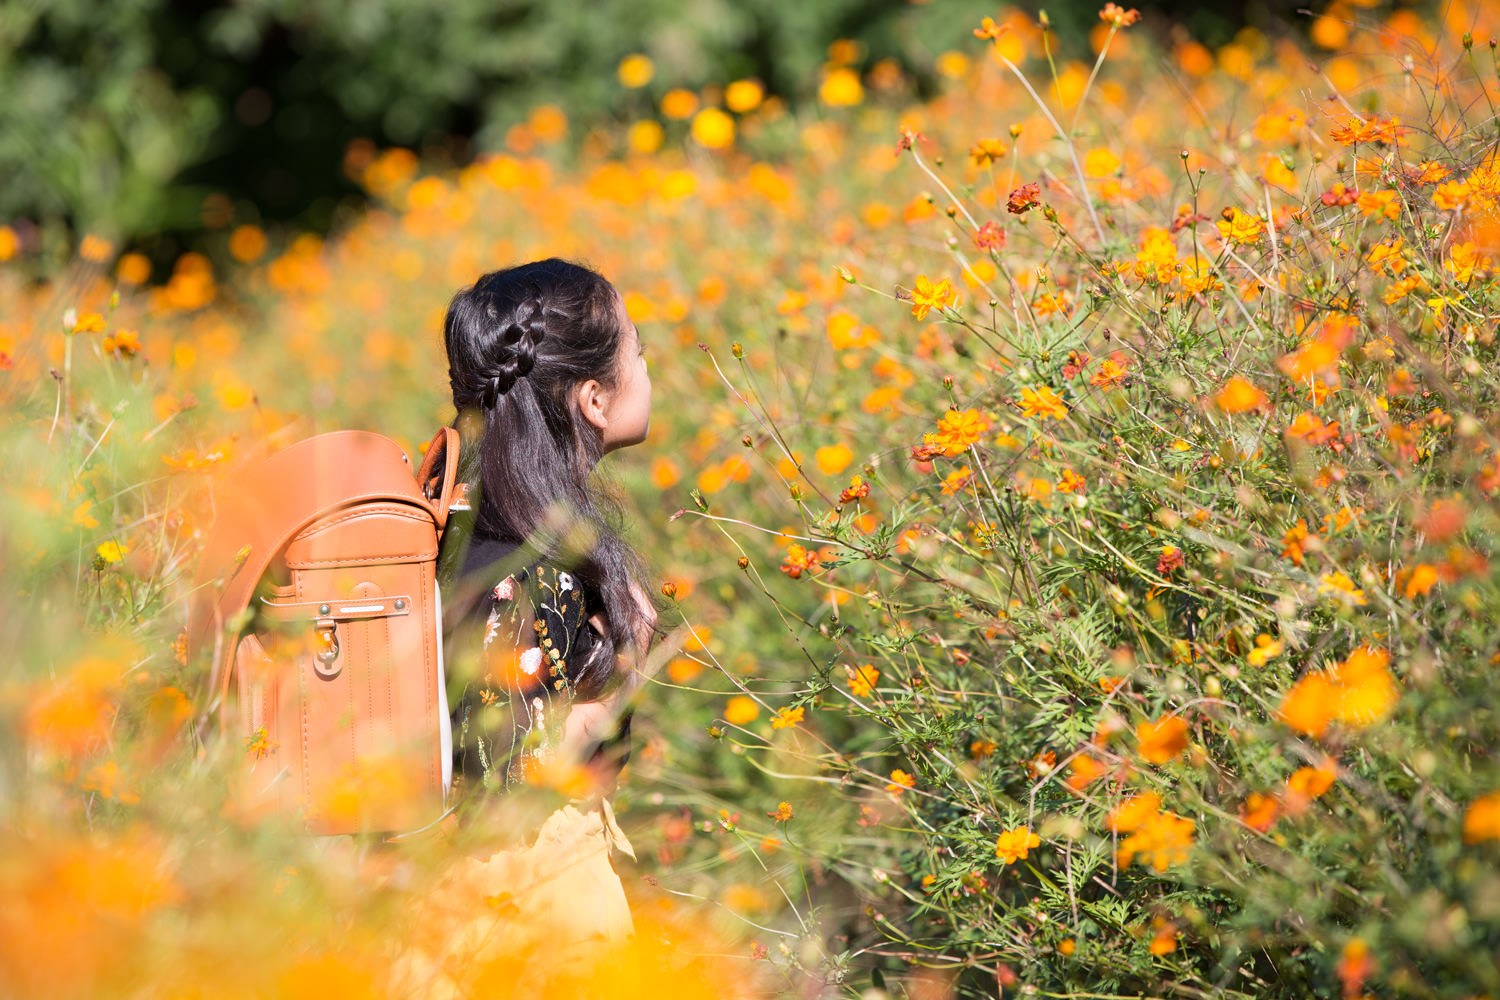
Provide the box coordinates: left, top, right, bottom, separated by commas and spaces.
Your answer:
444, 530, 600, 793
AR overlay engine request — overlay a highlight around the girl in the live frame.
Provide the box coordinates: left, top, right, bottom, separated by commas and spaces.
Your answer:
433, 257, 657, 950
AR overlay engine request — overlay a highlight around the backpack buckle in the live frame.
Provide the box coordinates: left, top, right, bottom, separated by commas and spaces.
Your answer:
313, 619, 340, 678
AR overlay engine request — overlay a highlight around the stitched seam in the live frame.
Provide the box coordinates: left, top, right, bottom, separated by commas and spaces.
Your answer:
297, 572, 311, 812
381, 594, 393, 763
422, 561, 437, 793
347, 613, 358, 769
296, 506, 432, 536
348, 585, 365, 764
286, 551, 436, 567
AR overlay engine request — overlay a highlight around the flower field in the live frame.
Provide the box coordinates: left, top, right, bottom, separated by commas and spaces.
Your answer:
5, 3, 1500, 996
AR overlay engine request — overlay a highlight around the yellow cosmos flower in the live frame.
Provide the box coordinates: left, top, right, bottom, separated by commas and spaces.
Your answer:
909, 275, 958, 320
1018, 385, 1068, 420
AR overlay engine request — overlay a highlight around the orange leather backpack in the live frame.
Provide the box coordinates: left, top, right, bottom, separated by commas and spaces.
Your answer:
187, 427, 463, 835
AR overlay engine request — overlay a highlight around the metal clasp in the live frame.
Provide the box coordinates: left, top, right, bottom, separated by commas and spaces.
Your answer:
312, 618, 340, 679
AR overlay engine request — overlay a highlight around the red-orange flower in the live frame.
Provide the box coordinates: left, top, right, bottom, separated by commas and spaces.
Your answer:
974, 221, 1005, 249
780, 543, 821, 579
1007, 183, 1040, 215
839, 475, 870, 504
1156, 545, 1184, 576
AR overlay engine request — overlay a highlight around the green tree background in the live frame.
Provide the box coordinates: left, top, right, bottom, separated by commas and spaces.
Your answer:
2, 0, 1300, 273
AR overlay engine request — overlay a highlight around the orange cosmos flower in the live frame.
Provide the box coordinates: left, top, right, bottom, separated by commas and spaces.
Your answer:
1317, 571, 1367, 606
1416, 497, 1467, 541
1279, 646, 1396, 738
1057, 468, 1086, 493
72, 311, 107, 334
1136, 715, 1189, 763
1066, 754, 1106, 790
1149, 920, 1179, 956
1278, 672, 1338, 737
768, 801, 794, 823
1409, 160, 1450, 184
1337, 939, 1375, 999
1108, 792, 1162, 832
1463, 791, 1500, 843
940, 466, 973, 495
725, 695, 759, 725
1397, 563, 1440, 599
1116, 808, 1195, 871
1281, 518, 1312, 566
1328, 645, 1397, 725
1018, 385, 1068, 420
1285, 412, 1342, 448
909, 275, 958, 320
1214, 376, 1268, 413
933, 408, 991, 455
1177, 256, 1222, 295
994, 826, 1041, 864
1098, 3, 1141, 27
1284, 756, 1338, 814
970, 139, 1009, 166
846, 663, 880, 697
973, 16, 1011, 40
102, 329, 141, 357
1090, 354, 1130, 389
1239, 792, 1279, 832
1329, 115, 1406, 146
885, 769, 916, 796
1246, 633, 1282, 666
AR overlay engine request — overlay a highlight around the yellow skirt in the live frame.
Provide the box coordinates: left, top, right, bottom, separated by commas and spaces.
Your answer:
391, 802, 634, 998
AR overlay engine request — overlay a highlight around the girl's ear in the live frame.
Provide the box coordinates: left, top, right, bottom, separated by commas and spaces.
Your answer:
575, 378, 611, 433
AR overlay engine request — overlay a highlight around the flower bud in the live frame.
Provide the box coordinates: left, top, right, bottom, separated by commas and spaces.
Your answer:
731, 342, 744, 358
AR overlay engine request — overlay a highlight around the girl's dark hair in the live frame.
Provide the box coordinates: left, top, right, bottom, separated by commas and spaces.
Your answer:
443, 257, 650, 699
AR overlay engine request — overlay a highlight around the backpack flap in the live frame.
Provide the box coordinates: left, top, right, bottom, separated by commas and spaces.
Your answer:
190, 430, 449, 836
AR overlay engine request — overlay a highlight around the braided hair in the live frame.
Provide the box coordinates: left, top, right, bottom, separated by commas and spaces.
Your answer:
443, 258, 652, 699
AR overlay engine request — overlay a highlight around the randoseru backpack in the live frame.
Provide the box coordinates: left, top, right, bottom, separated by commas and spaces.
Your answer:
186, 427, 462, 835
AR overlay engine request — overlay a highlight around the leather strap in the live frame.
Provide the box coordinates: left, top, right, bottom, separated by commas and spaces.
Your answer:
257, 594, 413, 623
416, 427, 461, 532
